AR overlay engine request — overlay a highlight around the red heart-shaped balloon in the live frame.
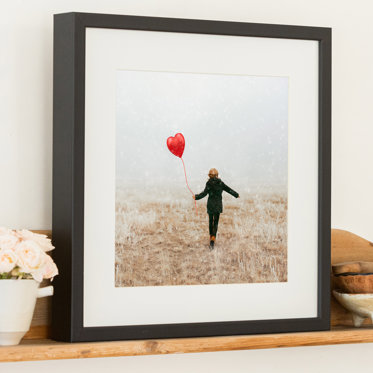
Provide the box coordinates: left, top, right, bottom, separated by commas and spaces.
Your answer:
167, 133, 185, 158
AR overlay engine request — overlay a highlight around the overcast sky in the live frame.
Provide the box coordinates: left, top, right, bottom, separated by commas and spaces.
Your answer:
116, 70, 288, 193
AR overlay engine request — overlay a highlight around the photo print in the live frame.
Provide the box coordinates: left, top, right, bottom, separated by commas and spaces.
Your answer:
115, 70, 288, 287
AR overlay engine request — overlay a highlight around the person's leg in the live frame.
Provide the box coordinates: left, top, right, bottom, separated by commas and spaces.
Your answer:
208, 214, 214, 236
209, 213, 219, 250
213, 213, 220, 237
209, 214, 215, 249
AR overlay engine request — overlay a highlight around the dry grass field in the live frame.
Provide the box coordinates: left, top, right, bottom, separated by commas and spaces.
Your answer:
115, 186, 287, 287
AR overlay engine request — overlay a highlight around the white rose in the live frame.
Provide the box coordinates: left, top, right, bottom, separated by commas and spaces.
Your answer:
16, 230, 54, 252
15, 240, 46, 278
33, 254, 58, 282
0, 227, 12, 235
31, 269, 43, 283
0, 232, 19, 250
0, 249, 17, 273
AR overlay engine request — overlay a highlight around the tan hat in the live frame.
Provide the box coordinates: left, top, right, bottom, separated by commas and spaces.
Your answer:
208, 168, 219, 178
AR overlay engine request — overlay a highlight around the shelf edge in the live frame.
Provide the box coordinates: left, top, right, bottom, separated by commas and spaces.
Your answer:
2, 327, 373, 363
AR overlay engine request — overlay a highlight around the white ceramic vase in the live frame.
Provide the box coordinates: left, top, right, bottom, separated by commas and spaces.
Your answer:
0, 279, 53, 346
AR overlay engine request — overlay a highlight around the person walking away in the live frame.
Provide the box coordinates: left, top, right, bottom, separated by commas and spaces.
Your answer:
193, 168, 239, 250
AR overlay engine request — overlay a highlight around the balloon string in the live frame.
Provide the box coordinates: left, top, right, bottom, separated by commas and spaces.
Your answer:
181, 157, 198, 215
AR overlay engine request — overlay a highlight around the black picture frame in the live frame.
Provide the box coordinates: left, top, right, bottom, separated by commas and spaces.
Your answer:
52, 12, 331, 342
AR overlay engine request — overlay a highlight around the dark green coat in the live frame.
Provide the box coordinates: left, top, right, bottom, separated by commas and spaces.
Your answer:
195, 178, 239, 214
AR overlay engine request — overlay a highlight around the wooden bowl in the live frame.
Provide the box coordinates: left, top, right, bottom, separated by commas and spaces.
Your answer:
333, 290, 373, 326
332, 261, 373, 275
334, 273, 373, 294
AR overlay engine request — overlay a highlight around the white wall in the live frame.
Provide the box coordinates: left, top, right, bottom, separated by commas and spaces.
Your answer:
1, 0, 373, 371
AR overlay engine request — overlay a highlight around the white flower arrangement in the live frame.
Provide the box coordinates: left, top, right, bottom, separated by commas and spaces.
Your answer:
0, 228, 58, 282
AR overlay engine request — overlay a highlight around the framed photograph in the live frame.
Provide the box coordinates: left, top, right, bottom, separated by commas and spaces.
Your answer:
52, 12, 331, 342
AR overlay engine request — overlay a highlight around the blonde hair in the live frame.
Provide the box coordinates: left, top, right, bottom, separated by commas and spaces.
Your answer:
208, 168, 219, 178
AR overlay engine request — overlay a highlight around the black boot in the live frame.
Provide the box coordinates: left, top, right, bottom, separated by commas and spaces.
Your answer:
209, 236, 215, 250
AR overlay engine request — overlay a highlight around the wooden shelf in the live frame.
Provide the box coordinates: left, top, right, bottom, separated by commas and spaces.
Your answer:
2, 327, 373, 363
